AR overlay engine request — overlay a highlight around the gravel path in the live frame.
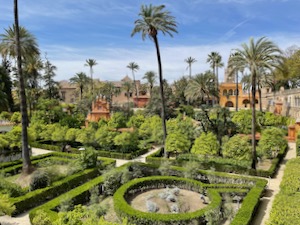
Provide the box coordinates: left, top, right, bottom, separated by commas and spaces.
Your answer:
250, 142, 296, 225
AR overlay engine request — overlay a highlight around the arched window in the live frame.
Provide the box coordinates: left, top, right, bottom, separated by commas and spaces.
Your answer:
223, 89, 227, 96
228, 89, 233, 95
255, 99, 258, 104
242, 99, 250, 107
225, 101, 234, 107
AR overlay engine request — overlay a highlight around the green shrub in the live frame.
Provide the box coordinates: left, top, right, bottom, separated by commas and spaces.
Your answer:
191, 132, 219, 156
77, 148, 98, 169
0, 194, 16, 216
29, 170, 50, 191
222, 135, 251, 161
32, 209, 52, 225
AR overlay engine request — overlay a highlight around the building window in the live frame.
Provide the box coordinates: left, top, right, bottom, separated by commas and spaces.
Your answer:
228, 89, 233, 95
223, 90, 227, 96
61, 91, 66, 101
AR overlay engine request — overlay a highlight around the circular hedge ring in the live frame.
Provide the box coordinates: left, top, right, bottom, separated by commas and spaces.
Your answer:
113, 176, 222, 225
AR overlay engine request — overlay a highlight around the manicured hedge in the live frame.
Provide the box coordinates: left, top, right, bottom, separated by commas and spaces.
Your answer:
267, 158, 300, 224
31, 141, 149, 160
114, 176, 221, 225
1, 153, 115, 215
296, 132, 300, 156
146, 145, 288, 178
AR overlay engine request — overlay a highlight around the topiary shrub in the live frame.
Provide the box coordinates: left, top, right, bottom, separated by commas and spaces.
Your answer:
29, 170, 50, 191
77, 147, 98, 169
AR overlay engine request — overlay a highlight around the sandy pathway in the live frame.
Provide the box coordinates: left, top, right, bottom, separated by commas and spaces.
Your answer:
251, 142, 296, 225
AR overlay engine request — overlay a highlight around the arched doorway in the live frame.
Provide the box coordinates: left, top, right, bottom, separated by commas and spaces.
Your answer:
225, 101, 234, 107
242, 99, 250, 107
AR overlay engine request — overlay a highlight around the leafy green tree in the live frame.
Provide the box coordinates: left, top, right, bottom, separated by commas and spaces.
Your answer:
167, 116, 196, 142
107, 112, 127, 129
10, 111, 21, 123
43, 59, 59, 99
51, 124, 68, 143
139, 115, 163, 144
165, 132, 190, 155
70, 72, 90, 100
222, 135, 251, 161
65, 128, 79, 142
126, 113, 145, 128
39, 124, 56, 141
257, 127, 287, 159
95, 126, 117, 150
0, 135, 9, 150
0, 66, 14, 112
132, 4, 177, 156
185, 56, 197, 78
232, 109, 263, 134
75, 126, 96, 146
173, 76, 189, 106
84, 59, 97, 96
114, 131, 139, 152
228, 37, 282, 169
191, 132, 219, 156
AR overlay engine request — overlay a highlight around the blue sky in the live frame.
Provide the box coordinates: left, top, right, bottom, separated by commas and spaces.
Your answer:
1, 0, 300, 83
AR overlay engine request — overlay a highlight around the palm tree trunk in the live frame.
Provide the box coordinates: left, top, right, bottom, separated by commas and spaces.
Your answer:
14, 0, 33, 174
153, 35, 167, 157
235, 71, 238, 111
258, 87, 262, 112
251, 71, 257, 170
90, 67, 93, 97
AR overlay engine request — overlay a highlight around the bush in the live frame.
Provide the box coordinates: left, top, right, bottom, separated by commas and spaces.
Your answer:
222, 135, 251, 161
77, 148, 98, 169
191, 132, 219, 156
32, 209, 52, 225
0, 194, 16, 216
29, 170, 50, 191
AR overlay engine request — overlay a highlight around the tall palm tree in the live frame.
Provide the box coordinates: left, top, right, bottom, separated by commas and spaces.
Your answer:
228, 37, 282, 169
70, 72, 90, 100
0, 25, 39, 60
185, 56, 197, 78
131, 4, 177, 156
207, 52, 223, 103
84, 59, 97, 96
14, 0, 33, 174
127, 62, 139, 106
184, 71, 217, 104
142, 70, 156, 97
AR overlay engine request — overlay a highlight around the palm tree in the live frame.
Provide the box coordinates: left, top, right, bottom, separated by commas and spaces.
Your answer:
207, 52, 223, 103
122, 81, 133, 116
184, 71, 217, 104
98, 82, 121, 111
0, 25, 39, 60
228, 37, 282, 169
127, 62, 139, 106
84, 59, 97, 96
142, 70, 156, 97
131, 4, 177, 156
14, 0, 33, 174
70, 72, 90, 100
185, 56, 197, 78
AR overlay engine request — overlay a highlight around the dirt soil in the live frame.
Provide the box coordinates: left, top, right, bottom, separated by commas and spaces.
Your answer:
129, 188, 208, 214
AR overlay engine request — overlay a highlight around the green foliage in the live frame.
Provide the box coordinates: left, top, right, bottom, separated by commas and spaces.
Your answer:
65, 128, 80, 142
75, 127, 96, 146
0, 177, 25, 197
222, 135, 251, 161
232, 109, 263, 134
77, 148, 98, 169
40, 124, 57, 141
0, 111, 11, 120
126, 113, 146, 128
257, 127, 287, 159
51, 124, 68, 143
95, 126, 117, 150
139, 115, 163, 144
262, 112, 285, 127
183, 161, 200, 179
191, 132, 219, 156
167, 116, 196, 142
165, 132, 190, 154
114, 131, 139, 153
102, 170, 124, 196
107, 112, 127, 129
4, 126, 22, 149
59, 115, 83, 129
0, 134, 9, 150
178, 105, 195, 117
32, 209, 52, 225
267, 158, 300, 225
29, 170, 50, 191
0, 194, 16, 216
10, 112, 21, 123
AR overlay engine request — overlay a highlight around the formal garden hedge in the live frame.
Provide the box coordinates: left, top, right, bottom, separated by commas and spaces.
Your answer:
267, 158, 300, 225
146, 144, 288, 178
296, 132, 300, 156
0, 152, 115, 215
29, 162, 266, 225
31, 141, 149, 160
